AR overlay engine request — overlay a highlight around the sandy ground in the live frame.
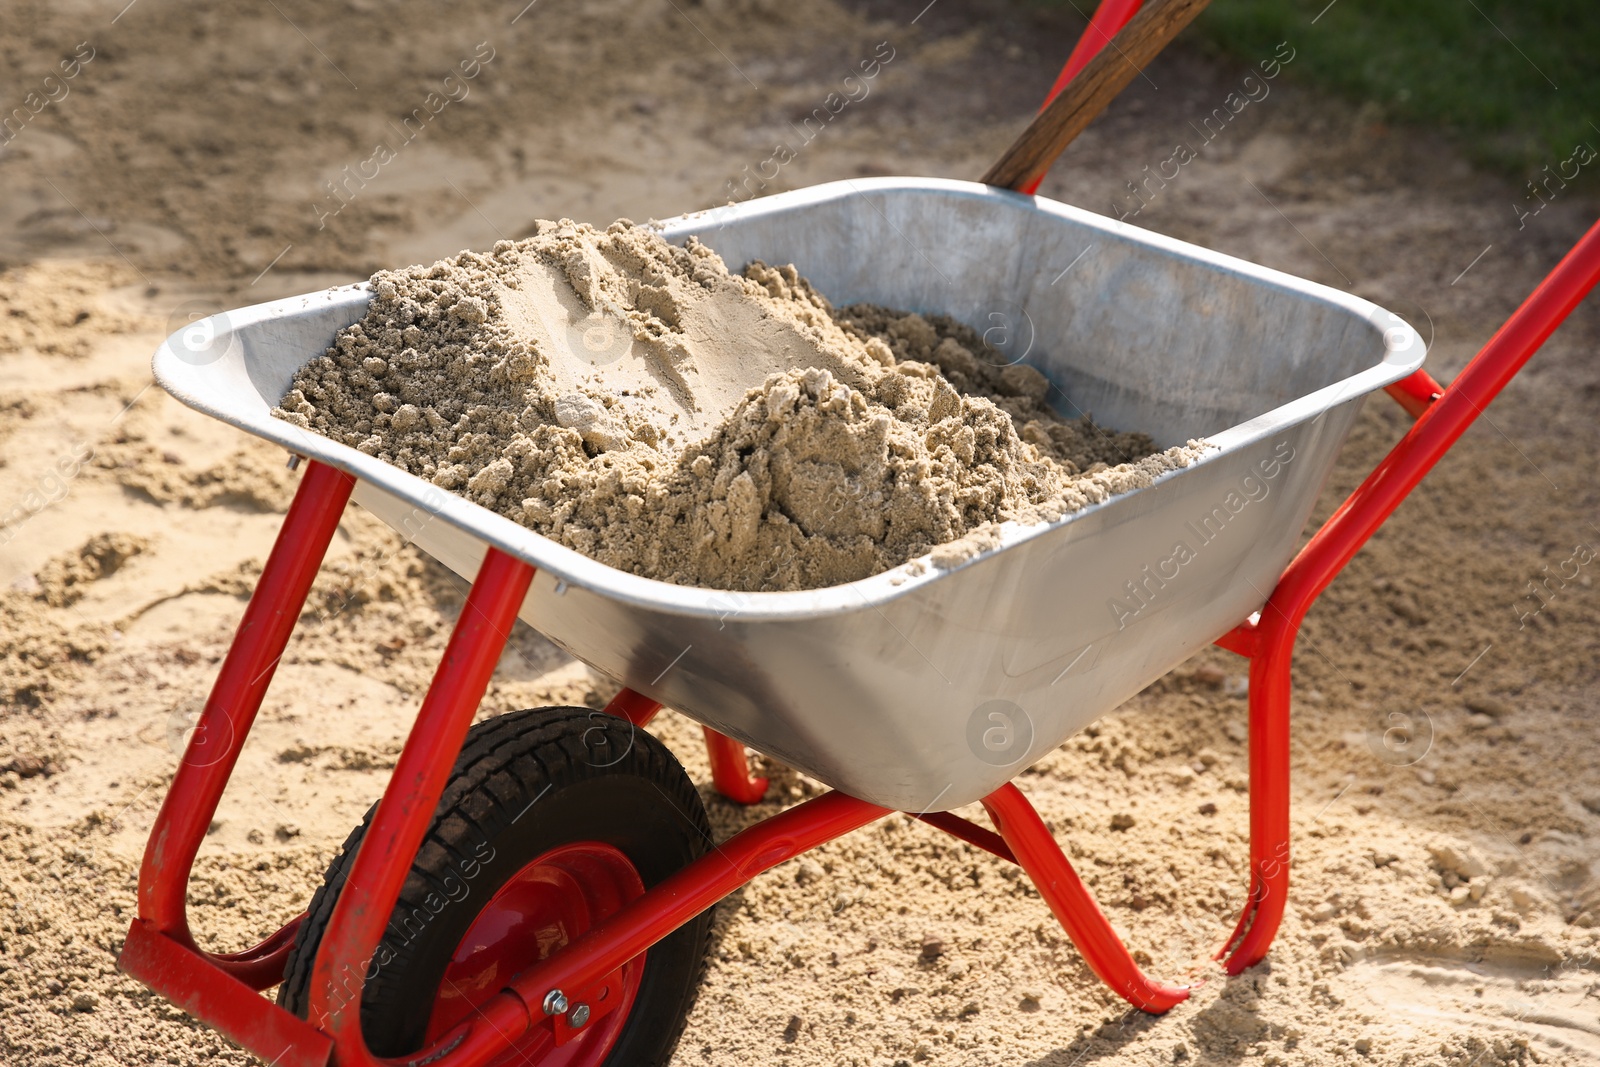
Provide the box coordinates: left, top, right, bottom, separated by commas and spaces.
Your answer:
2, 1, 1599, 1065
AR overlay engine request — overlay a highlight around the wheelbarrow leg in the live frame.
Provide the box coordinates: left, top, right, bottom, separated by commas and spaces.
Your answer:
118, 460, 356, 1067
307, 547, 534, 1065
602, 688, 770, 805
702, 727, 770, 804
1213, 216, 1600, 972
1212, 620, 1291, 974
981, 783, 1189, 1012
128, 458, 355, 966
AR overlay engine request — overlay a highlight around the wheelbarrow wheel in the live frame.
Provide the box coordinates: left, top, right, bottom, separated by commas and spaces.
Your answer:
277, 705, 712, 1065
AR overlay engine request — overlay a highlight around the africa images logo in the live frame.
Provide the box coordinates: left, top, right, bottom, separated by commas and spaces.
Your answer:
1106, 440, 1294, 630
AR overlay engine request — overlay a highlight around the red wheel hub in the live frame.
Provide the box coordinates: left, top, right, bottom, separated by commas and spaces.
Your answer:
426, 842, 646, 1066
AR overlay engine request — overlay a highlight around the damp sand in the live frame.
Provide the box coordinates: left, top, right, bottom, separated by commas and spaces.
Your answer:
275, 220, 1202, 591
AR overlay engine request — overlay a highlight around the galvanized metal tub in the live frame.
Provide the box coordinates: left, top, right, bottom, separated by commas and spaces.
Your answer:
152, 177, 1424, 811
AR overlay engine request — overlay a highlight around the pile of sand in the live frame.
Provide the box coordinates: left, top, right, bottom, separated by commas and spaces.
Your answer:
276, 221, 1200, 591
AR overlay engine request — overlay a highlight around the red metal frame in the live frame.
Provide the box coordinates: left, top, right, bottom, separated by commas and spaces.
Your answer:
119, 459, 356, 1067
410, 791, 890, 1067
309, 546, 536, 1066
118, 221, 1600, 1062
117, 6, 1600, 1057
1210, 217, 1600, 971
602, 687, 770, 804
984, 785, 1189, 1011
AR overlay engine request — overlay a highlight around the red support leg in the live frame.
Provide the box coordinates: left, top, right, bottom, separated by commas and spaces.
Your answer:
1213, 619, 1291, 973
124, 459, 355, 982
980, 784, 1189, 1013
702, 727, 769, 804
602, 687, 661, 726
602, 690, 768, 804
307, 548, 534, 1066
1213, 218, 1600, 973
1383, 368, 1444, 419
913, 810, 1017, 864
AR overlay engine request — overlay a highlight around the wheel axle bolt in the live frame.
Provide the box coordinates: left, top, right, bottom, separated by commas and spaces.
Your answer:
542, 990, 569, 1016
568, 1003, 591, 1028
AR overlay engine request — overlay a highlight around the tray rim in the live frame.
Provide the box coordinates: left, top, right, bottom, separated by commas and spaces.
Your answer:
152, 177, 1424, 621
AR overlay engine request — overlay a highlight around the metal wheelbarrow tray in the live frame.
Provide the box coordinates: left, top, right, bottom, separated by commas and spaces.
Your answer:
152, 177, 1423, 812
119, 166, 1600, 1067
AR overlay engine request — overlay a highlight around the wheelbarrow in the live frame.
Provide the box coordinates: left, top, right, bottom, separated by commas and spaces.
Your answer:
116, 1, 1600, 1064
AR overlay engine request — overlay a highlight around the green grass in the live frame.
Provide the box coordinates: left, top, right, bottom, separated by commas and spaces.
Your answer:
1190, 0, 1598, 177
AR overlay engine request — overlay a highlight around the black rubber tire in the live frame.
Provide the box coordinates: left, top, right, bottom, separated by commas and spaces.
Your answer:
278, 706, 713, 1064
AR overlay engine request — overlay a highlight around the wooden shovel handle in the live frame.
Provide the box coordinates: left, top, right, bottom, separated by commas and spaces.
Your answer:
982, 0, 1213, 192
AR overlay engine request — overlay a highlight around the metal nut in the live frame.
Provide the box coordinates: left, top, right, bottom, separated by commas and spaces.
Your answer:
541, 990, 569, 1016
567, 1003, 591, 1028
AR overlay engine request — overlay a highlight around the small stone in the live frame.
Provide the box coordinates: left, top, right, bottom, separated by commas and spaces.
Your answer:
554, 392, 604, 430
1224, 720, 1248, 743
795, 859, 824, 885
919, 936, 945, 961
1415, 768, 1435, 785
247, 828, 264, 845
1464, 696, 1511, 718
552, 393, 628, 451
1387, 593, 1426, 624
1198, 802, 1218, 815
1579, 796, 1600, 816
1193, 665, 1226, 688
275, 823, 301, 842
1449, 884, 1472, 905
6, 756, 52, 780
1110, 813, 1136, 832
71, 993, 97, 1012
1353, 1037, 1372, 1054
1428, 843, 1488, 879
782, 1015, 801, 1043
1464, 712, 1494, 730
